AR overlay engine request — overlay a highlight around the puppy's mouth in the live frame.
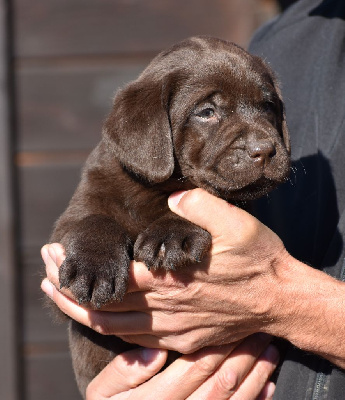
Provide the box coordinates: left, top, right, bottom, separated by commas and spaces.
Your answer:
226, 177, 279, 200
178, 146, 291, 201
209, 145, 291, 200
197, 175, 280, 201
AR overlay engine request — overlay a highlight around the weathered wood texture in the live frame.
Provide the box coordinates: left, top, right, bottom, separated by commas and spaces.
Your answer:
0, 1, 19, 399
9, 1, 281, 398
14, 0, 277, 57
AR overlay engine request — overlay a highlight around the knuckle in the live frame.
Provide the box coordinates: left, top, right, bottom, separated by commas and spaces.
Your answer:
213, 368, 239, 395
89, 314, 113, 335
160, 335, 189, 353
253, 359, 274, 383
160, 293, 180, 313
174, 336, 200, 354
175, 343, 193, 354
118, 335, 135, 345
85, 382, 101, 400
183, 188, 205, 209
193, 355, 219, 377
123, 373, 143, 388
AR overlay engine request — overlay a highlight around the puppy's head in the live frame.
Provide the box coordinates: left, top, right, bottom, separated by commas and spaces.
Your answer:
104, 36, 290, 201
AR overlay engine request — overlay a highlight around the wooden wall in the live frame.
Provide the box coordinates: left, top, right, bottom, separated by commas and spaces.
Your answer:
0, 1, 19, 399
1, 0, 282, 398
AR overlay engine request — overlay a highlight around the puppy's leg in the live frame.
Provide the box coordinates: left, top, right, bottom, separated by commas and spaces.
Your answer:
57, 214, 132, 308
69, 320, 136, 398
134, 213, 211, 270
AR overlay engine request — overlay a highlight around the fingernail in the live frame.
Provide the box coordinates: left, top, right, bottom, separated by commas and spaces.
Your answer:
48, 245, 57, 264
41, 245, 49, 262
266, 381, 276, 399
140, 348, 162, 364
168, 191, 188, 208
41, 279, 54, 299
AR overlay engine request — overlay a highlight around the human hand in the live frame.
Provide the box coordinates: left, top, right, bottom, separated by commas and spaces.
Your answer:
40, 258, 279, 400
42, 188, 291, 352
42, 245, 278, 399
84, 336, 278, 400
42, 188, 345, 369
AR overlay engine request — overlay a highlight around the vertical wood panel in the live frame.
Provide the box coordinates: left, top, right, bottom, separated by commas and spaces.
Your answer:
26, 353, 80, 400
17, 60, 149, 152
18, 164, 84, 249
0, 1, 19, 399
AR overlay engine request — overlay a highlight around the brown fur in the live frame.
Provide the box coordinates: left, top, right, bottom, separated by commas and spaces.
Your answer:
50, 36, 291, 397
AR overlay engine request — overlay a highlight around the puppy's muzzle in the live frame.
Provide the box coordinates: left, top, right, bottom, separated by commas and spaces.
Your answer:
247, 138, 276, 167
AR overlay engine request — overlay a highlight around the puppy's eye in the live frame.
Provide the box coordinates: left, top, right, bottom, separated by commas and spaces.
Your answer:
197, 107, 216, 119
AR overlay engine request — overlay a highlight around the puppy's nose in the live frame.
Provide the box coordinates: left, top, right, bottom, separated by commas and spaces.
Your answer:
247, 139, 276, 166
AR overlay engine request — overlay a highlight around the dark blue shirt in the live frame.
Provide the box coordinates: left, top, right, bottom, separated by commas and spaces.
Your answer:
250, 0, 345, 398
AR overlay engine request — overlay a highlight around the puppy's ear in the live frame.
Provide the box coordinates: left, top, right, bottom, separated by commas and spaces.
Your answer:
280, 105, 290, 155
272, 79, 290, 154
103, 78, 174, 183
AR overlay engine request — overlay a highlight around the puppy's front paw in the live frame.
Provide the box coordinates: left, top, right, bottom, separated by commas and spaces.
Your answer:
58, 216, 132, 308
134, 216, 211, 270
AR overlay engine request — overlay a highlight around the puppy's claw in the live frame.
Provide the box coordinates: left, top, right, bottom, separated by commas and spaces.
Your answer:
59, 261, 77, 289
134, 218, 212, 271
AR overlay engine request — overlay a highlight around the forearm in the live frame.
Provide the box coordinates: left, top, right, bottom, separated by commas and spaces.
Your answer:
266, 255, 345, 369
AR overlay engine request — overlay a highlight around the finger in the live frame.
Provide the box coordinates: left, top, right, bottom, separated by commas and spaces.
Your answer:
256, 381, 276, 400
45, 243, 66, 267
127, 261, 157, 293
41, 243, 65, 287
187, 334, 273, 400
86, 347, 168, 399
41, 278, 154, 335
100, 292, 148, 312
127, 259, 194, 294
230, 344, 279, 400
42, 277, 220, 351
126, 344, 237, 400
168, 189, 259, 243
41, 244, 78, 299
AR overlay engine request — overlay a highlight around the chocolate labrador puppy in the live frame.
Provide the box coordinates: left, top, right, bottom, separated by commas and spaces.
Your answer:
50, 36, 290, 396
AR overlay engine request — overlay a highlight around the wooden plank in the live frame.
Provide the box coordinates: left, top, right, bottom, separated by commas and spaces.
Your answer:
22, 250, 70, 344
0, 1, 20, 399
17, 59, 149, 152
14, 0, 275, 57
18, 163, 80, 352
26, 352, 80, 400
18, 163, 83, 249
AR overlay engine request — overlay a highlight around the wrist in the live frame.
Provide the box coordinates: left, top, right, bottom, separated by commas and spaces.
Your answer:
265, 255, 345, 367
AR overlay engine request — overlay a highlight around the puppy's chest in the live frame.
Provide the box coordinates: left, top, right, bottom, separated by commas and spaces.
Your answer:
118, 187, 170, 238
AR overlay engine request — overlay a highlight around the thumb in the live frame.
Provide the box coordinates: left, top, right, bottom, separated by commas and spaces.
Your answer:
168, 188, 257, 240
87, 348, 168, 398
